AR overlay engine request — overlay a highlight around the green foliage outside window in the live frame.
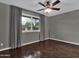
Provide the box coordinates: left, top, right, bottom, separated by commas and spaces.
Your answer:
22, 15, 40, 31
25, 22, 31, 30
32, 22, 40, 30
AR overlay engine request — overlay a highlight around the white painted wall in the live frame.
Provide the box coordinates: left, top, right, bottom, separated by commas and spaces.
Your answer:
21, 10, 49, 44
0, 3, 48, 50
0, 3, 10, 49
21, 32, 40, 45
49, 10, 79, 43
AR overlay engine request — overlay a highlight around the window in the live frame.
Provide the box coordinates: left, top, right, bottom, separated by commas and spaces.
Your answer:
21, 14, 40, 32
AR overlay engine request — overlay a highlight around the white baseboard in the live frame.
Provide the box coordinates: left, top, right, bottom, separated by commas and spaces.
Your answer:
0, 47, 11, 52
21, 38, 49, 47
50, 38, 79, 46
21, 40, 40, 47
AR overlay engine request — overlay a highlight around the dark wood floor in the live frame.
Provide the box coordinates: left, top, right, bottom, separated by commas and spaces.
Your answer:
0, 39, 79, 58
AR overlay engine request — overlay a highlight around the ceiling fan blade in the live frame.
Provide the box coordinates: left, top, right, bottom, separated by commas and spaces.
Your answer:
46, 1, 50, 5
37, 9, 44, 11
52, 0, 60, 6
51, 8, 60, 11
39, 2, 46, 7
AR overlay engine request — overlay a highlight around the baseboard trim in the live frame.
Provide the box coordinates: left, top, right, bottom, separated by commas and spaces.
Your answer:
21, 38, 49, 47
50, 38, 79, 46
21, 40, 40, 47
0, 47, 11, 52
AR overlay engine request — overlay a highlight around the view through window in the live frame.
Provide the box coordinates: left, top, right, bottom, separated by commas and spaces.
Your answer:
21, 14, 40, 32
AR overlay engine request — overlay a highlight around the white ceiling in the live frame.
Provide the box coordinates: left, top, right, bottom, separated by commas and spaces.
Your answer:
0, 0, 79, 17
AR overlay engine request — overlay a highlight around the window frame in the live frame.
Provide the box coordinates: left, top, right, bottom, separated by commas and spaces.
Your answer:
21, 14, 40, 33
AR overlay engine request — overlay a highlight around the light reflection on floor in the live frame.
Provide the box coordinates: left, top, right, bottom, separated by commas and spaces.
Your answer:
24, 51, 41, 58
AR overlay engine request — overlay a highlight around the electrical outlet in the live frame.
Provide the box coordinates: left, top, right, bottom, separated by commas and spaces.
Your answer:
1, 43, 4, 46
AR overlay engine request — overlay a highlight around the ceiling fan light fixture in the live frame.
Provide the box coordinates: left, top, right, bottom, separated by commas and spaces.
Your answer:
37, 0, 60, 12
44, 8, 52, 13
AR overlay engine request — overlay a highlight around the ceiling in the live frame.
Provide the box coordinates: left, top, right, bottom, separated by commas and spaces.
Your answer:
0, 0, 79, 17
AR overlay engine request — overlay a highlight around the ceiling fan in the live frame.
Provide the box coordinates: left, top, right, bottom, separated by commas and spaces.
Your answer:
37, 0, 60, 13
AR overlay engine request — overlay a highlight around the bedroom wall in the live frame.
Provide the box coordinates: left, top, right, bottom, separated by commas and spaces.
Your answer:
45, 17, 50, 38
0, 3, 48, 50
49, 10, 79, 43
0, 3, 10, 50
21, 10, 40, 45
21, 10, 49, 45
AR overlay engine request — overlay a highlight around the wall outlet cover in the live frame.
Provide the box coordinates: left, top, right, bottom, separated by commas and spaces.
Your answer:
1, 43, 4, 46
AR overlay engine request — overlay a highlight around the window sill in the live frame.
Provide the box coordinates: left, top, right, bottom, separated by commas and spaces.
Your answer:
22, 30, 40, 33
